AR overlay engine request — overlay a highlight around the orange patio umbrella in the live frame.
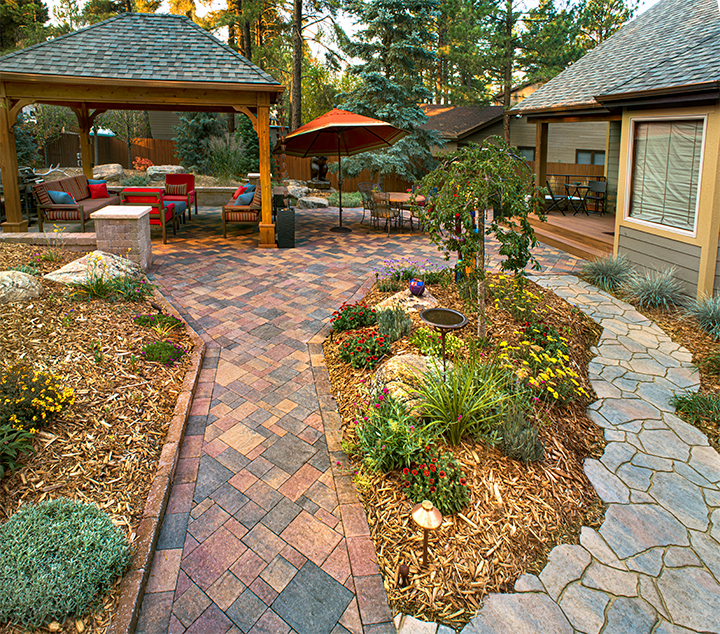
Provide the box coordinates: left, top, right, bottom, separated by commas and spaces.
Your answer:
275, 108, 407, 233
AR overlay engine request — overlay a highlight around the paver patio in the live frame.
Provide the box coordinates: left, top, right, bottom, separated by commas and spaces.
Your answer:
135, 205, 580, 634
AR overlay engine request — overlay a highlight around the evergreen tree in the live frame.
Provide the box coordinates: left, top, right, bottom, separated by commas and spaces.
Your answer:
81, 0, 131, 24
0, 0, 49, 53
577, 0, 637, 51
173, 113, 225, 173
337, 0, 442, 181
15, 112, 39, 167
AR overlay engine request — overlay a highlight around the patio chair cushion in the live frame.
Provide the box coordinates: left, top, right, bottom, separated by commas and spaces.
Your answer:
172, 201, 187, 217
234, 192, 254, 206
148, 204, 175, 225
44, 208, 92, 222
61, 175, 90, 202
225, 210, 260, 222
48, 190, 75, 205
88, 183, 109, 199
166, 183, 187, 196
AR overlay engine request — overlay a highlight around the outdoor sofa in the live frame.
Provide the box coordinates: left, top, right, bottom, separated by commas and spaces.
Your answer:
33, 175, 120, 232
222, 185, 261, 237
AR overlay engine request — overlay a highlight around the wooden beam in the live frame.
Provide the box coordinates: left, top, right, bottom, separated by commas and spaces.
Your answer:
233, 105, 257, 131
8, 98, 34, 126
535, 122, 548, 193
256, 105, 276, 248
0, 88, 26, 232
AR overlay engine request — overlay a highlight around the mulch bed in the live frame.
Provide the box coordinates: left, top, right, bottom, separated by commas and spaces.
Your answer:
324, 275, 605, 629
0, 243, 195, 634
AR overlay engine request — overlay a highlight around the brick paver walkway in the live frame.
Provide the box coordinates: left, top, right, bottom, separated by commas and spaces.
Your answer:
135, 206, 582, 634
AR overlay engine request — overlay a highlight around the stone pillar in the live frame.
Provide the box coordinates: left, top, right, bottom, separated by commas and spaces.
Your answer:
90, 205, 152, 270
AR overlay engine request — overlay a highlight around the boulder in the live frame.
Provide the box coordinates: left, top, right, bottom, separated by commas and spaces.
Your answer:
374, 289, 438, 314
287, 185, 310, 200
297, 196, 329, 209
93, 164, 125, 181
372, 353, 445, 411
44, 250, 143, 286
147, 165, 186, 181
0, 271, 42, 304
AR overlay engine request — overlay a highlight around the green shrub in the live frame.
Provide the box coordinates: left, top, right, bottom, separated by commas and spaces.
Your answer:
670, 391, 720, 424
120, 174, 149, 187
378, 277, 402, 293
331, 302, 376, 332
686, 294, 720, 340
328, 191, 363, 208
621, 267, 686, 310
488, 274, 540, 322
10, 264, 40, 276
208, 133, 246, 182
0, 498, 130, 628
700, 352, 720, 374
111, 275, 155, 302
0, 424, 35, 479
497, 407, 544, 464
377, 306, 412, 343
581, 255, 635, 292
354, 391, 429, 472
134, 313, 183, 329
69, 254, 154, 303
141, 341, 185, 366
0, 365, 74, 431
401, 450, 470, 515
339, 332, 390, 369
411, 327, 464, 358
412, 357, 509, 445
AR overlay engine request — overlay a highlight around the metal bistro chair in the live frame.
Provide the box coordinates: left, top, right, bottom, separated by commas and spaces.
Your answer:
585, 180, 607, 215
371, 193, 399, 235
357, 182, 381, 224
545, 180, 568, 216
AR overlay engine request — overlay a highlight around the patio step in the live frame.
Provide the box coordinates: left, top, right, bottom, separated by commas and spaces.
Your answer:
531, 223, 612, 261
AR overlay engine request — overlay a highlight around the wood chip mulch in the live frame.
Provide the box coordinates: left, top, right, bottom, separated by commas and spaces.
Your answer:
0, 243, 196, 634
324, 275, 605, 629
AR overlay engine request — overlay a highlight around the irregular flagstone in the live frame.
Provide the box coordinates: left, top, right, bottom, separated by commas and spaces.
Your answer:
673, 461, 714, 489
539, 545, 591, 601
638, 574, 669, 621
581, 561, 638, 597
652, 620, 697, 634
704, 487, 720, 507
627, 357, 668, 377
638, 429, 690, 461
664, 366, 700, 389
514, 574, 544, 593
600, 442, 637, 472
648, 471, 709, 531
600, 504, 689, 559
635, 383, 677, 412
664, 412, 710, 446
630, 490, 655, 504
558, 582, 609, 634
462, 593, 573, 634
598, 398, 663, 427
663, 546, 701, 568
688, 531, 720, 582
657, 567, 720, 632
616, 463, 653, 491
579, 527, 626, 570
584, 459, 630, 503
626, 548, 665, 577
689, 445, 720, 483
631, 452, 673, 472
601, 597, 658, 634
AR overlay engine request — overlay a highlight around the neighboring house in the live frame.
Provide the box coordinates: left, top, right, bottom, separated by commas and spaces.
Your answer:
513, 0, 720, 298
419, 104, 505, 152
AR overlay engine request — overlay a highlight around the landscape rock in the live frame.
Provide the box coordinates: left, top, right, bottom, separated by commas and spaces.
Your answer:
374, 289, 438, 314
297, 196, 329, 209
0, 271, 42, 304
372, 353, 438, 409
92, 163, 125, 180
287, 184, 310, 200
147, 165, 186, 181
44, 250, 142, 286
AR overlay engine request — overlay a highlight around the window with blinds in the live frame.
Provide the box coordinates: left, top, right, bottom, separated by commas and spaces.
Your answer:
628, 119, 704, 232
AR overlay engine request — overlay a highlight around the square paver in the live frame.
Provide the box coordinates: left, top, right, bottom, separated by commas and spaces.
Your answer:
280, 511, 341, 566
135, 591, 174, 634
189, 504, 231, 542
181, 527, 247, 591
226, 588, 267, 632
212, 483, 250, 515
173, 583, 211, 628
235, 500, 267, 528
207, 571, 246, 611
246, 609, 291, 634
219, 424, 266, 455
146, 548, 184, 593
194, 455, 234, 503
230, 548, 267, 586
184, 604, 234, 634
261, 435, 317, 475
216, 447, 251, 472
245, 480, 283, 511
273, 561, 353, 634
261, 498, 302, 535
259, 555, 298, 593
243, 523, 287, 563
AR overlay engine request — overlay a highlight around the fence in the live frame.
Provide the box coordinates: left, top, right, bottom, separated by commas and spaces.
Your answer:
44, 133, 180, 169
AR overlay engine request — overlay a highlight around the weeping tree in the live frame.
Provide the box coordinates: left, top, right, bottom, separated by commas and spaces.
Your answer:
417, 137, 546, 338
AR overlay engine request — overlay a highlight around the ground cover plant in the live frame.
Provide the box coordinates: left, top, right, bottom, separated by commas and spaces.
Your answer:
324, 266, 605, 628
0, 243, 195, 633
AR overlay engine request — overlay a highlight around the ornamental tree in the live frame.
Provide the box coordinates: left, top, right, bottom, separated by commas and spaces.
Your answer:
416, 136, 545, 337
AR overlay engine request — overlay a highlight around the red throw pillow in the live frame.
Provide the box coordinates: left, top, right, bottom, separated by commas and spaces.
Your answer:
233, 185, 247, 198
88, 183, 109, 199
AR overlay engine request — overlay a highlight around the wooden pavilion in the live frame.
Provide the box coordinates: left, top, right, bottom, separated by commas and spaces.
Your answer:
0, 13, 284, 247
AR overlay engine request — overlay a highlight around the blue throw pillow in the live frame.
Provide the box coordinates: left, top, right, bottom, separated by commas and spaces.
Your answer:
233, 192, 255, 206
47, 190, 76, 204
87, 179, 107, 185
244, 184, 256, 192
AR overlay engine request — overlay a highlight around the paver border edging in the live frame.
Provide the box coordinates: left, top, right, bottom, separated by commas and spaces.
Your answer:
107, 288, 206, 634
308, 276, 397, 633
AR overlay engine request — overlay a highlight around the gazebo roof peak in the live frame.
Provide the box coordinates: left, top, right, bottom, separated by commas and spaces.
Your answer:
0, 13, 280, 86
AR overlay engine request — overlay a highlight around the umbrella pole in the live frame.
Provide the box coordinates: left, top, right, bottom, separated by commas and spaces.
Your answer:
330, 135, 351, 233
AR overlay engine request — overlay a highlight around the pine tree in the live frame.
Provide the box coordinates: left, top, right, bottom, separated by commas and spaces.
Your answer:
0, 0, 49, 52
577, 0, 637, 51
338, 0, 442, 181
173, 113, 225, 173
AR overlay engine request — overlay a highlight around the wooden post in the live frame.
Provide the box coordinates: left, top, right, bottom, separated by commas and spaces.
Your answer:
73, 104, 94, 179
256, 101, 276, 248
535, 122, 548, 192
0, 85, 26, 232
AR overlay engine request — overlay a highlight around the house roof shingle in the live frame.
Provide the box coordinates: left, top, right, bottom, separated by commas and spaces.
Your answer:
514, 0, 720, 114
419, 104, 503, 140
0, 13, 280, 86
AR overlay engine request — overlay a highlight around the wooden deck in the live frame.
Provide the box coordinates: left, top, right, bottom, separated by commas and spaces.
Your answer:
529, 211, 615, 261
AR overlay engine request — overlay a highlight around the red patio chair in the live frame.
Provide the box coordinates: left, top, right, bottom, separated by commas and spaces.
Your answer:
164, 173, 197, 221
121, 187, 177, 244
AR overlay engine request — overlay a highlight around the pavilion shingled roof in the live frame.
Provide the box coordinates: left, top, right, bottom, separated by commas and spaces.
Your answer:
514, 0, 720, 114
0, 13, 280, 86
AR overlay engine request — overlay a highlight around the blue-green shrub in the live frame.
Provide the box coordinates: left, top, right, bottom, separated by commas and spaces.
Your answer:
581, 255, 635, 292
621, 267, 686, 310
686, 294, 720, 340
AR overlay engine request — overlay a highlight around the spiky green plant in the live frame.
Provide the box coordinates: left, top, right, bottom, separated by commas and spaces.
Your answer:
377, 306, 413, 343
686, 294, 720, 340
621, 267, 686, 310
581, 255, 635, 292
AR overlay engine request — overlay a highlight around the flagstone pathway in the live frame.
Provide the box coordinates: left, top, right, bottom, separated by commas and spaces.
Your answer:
404, 275, 720, 634
133, 206, 580, 634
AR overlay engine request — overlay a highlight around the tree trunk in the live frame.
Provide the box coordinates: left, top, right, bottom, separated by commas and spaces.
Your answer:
242, 19, 252, 59
502, 0, 513, 144
291, 0, 302, 131
436, 25, 445, 103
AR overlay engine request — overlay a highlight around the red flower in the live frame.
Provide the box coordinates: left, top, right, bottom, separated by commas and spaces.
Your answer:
459, 478, 467, 486
430, 465, 436, 473
404, 481, 410, 487
429, 478, 434, 485
430, 486, 436, 493
402, 467, 409, 475
439, 471, 446, 478
424, 470, 430, 477
412, 469, 418, 476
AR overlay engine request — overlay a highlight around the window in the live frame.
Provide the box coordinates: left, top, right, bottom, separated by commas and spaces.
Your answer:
628, 119, 704, 232
576, 150, 605, 166
517, 146, 535, 162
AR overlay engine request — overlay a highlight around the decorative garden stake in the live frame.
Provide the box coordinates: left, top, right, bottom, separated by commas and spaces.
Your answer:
411, 500, 443, 567
398, 563, 409, 587
419, 307, 468, 373
409, 278, 425, 296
